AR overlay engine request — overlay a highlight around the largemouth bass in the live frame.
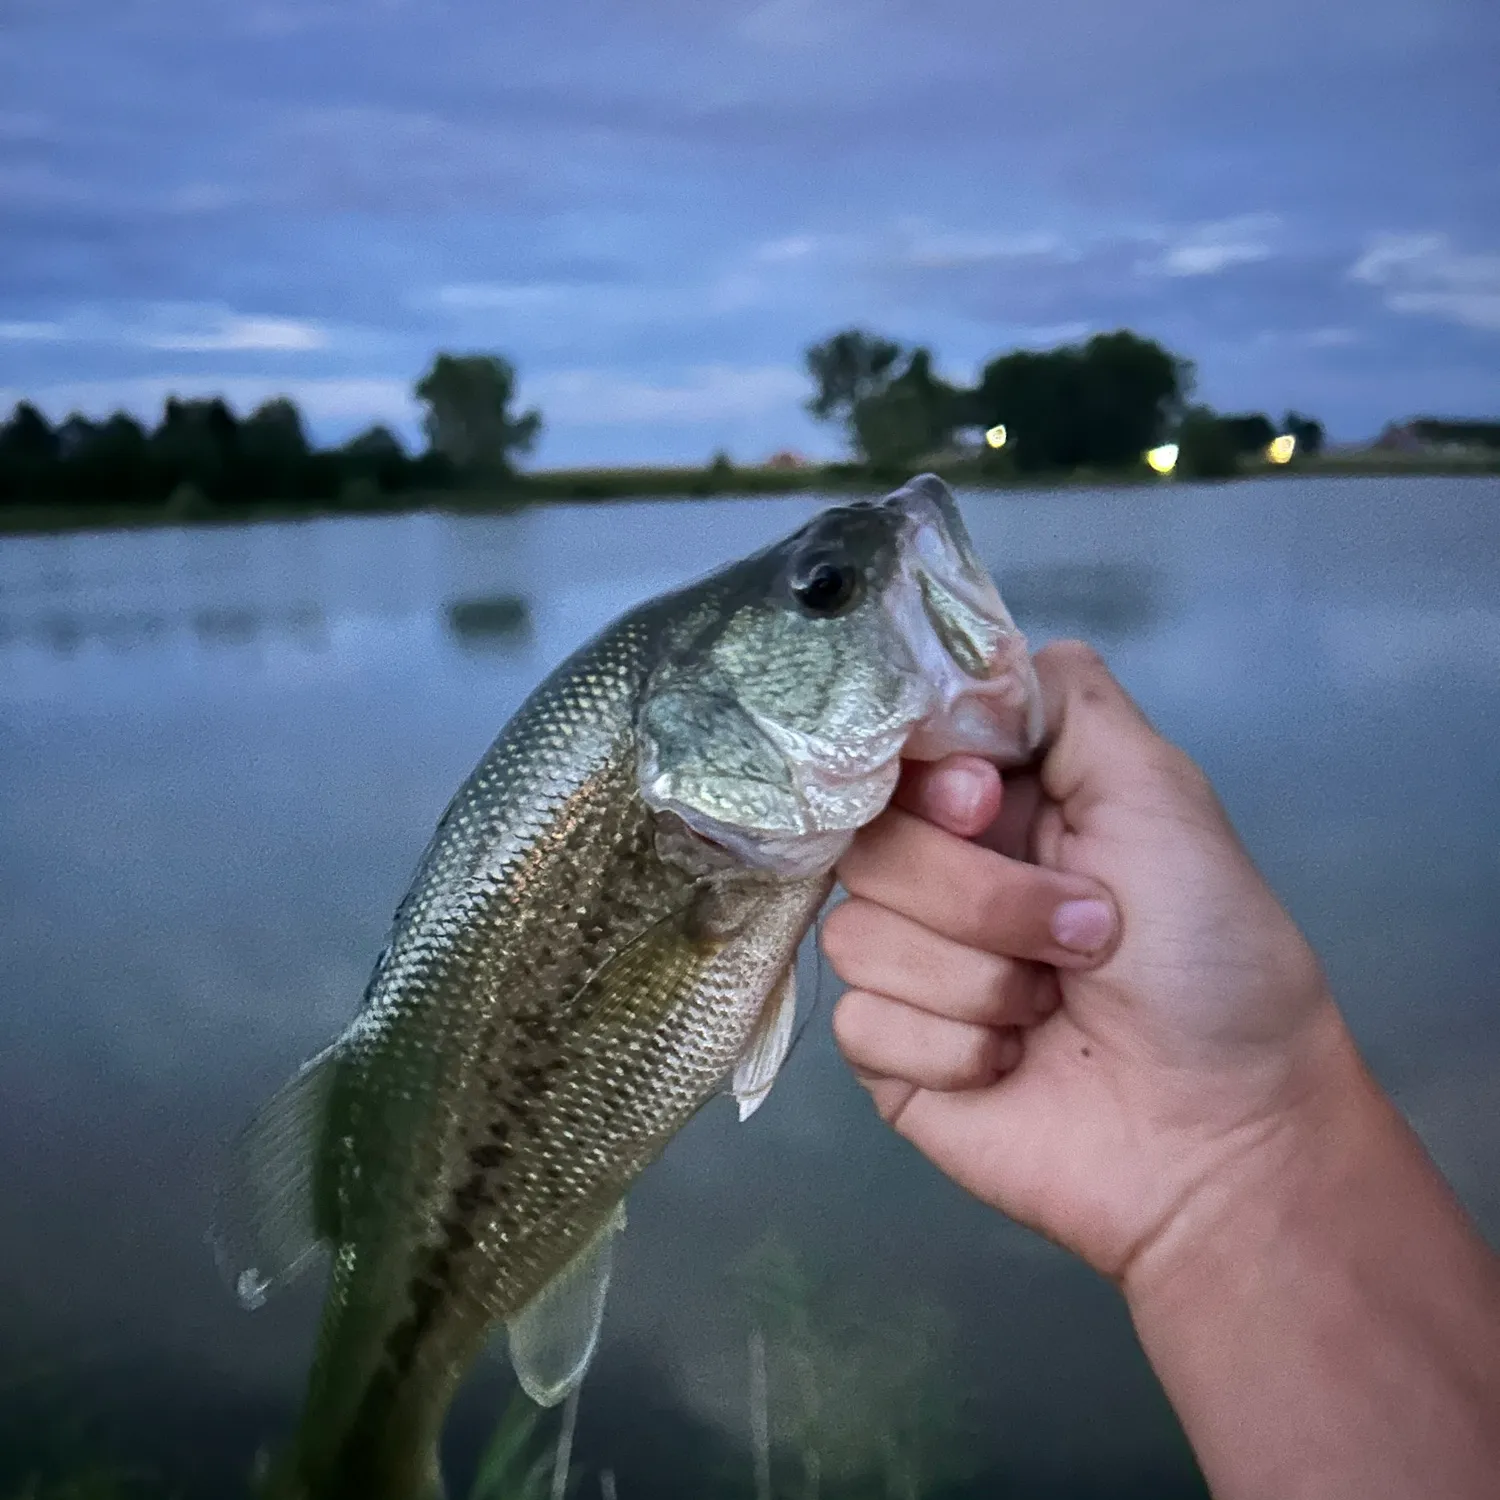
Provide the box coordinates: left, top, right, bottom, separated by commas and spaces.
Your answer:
213, 474, 1042, 1500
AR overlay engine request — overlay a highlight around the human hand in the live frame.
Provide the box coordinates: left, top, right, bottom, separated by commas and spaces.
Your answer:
823, 640, 1355, 1289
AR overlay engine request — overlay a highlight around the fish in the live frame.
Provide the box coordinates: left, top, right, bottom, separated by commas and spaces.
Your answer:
211, 473, 1043, 1500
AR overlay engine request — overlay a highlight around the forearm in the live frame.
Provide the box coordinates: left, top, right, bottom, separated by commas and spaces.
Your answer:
1126, 1028, 1500, 1500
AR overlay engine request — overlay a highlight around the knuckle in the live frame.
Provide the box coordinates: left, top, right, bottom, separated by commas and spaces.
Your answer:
984, 957, 1021, 1020
1045, 638, 1105, 672
971, 865, 1025, 951
818, 901, 870, 974
831, 990, 876, 1057
955, 1028, 1000, 1085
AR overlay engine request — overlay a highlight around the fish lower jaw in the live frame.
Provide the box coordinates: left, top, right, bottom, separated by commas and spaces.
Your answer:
902, 645, 1045, 765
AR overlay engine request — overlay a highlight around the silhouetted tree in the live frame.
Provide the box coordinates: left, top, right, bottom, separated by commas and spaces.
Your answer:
851, 348, 961, 470
1283, 410, 1325, 455
970, 331, 1189, 472
61, 412, 153, 503
338, 424, 412, 499
151, 396, 241, 500
968, 348, 1076, 472
1219, 413, 1277, 455
415, 353, 541, 478
1072, 330, 1189, 466
239, 397, 312, 499
0, 402, 59, 503
1176, 407, 1242, 479
804, 329, 905, 443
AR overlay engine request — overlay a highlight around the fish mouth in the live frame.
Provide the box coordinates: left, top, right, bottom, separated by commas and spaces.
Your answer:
879, 474, 1045, 765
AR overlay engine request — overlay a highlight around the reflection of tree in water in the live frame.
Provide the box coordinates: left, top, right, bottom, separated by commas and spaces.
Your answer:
0, 603, 326, 659
733, 1234, 973, 1500
445, 596, 533, 650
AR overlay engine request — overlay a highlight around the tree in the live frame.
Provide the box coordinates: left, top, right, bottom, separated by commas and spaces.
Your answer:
1283, 410, 1325, 455
969, 330, 1189, 473
968, 347, 1077, 472
151, 396, 241, 500
240, 397, 313, 501
61, 412, 152, 503
415, 353, 541, 478
1219, 412, 1276, 455
803, 329, 905, 435
0, 402, 59, 504
339, 424, 411, 498
1176, 406, 1242, 479
1072, 330, 1189, 465
0, 402, 58, 464
851, 348, 960, 471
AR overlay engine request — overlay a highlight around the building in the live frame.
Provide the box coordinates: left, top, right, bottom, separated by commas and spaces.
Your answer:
1376, 418, 1500, 454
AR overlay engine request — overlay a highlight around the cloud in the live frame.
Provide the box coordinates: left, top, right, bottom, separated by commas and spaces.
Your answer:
754, 234, 821, 264
524, 364, 805, 425
142, 314, 329, 353
1350, 233, 1500, 332
1140, 215, 1279, 278
1253, 326, 1361, 350
893, 224, 1071, 272
0, 304, 334, 353
422, 267, 776, 337
0, 320, 67, 341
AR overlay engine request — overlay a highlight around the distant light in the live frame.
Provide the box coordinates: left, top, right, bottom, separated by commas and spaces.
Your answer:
1267, 433, 1297, 464
984, 423, 1008, 450
1146, 443, 1179, 475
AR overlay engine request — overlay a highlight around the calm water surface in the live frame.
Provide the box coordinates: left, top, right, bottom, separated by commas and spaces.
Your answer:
2, 478, 1498, 1497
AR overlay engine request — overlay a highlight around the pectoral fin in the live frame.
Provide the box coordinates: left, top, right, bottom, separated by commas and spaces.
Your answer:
732, 963, 797, 1122
507, 1202, 627, 1407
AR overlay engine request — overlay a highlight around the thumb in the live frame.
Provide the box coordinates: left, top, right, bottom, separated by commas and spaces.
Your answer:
1033, 640, 1174, 820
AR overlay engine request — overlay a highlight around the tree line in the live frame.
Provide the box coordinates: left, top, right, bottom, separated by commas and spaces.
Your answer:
803, 326, 1324, 478
0, 354, 540, 512
1, 330, 1328, 512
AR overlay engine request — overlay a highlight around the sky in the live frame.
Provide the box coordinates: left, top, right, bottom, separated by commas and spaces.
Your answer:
1, 0, 1497, 465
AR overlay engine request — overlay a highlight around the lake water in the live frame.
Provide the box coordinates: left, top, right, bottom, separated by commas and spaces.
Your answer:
3, 477, 1498, 1498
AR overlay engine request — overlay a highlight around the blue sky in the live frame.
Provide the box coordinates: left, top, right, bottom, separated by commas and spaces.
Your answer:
1, 0, 1497, 464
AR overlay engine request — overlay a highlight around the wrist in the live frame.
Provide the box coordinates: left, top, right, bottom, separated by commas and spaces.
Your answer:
1120, 1002, 1500, 1500
1120, 998, 1376, 1316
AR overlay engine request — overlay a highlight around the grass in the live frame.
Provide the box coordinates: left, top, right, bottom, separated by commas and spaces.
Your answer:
1, 452, 1496, 539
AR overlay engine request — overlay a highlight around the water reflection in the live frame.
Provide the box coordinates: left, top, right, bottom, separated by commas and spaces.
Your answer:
446, 595, 533, 650
1, 478, 1497, 1499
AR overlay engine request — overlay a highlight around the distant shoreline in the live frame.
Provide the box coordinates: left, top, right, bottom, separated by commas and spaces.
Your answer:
2, 452, 1496, 538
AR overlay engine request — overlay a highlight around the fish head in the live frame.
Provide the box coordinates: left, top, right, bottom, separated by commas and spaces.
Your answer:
639, 473, 1044, 877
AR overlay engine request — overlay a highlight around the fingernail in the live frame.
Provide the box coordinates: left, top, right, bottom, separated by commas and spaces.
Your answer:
1051, 899, 1114, 953
941, 765, 989, 823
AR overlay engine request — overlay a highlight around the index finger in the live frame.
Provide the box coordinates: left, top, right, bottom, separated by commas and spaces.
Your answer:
838, 806, 1119, 965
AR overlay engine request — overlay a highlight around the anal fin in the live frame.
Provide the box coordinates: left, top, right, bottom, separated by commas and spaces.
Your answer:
733, 963, 797, 1122
507, 1201, 627, 1407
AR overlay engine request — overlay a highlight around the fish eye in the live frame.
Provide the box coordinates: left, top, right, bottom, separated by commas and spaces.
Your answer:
791, 559, 861, 616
